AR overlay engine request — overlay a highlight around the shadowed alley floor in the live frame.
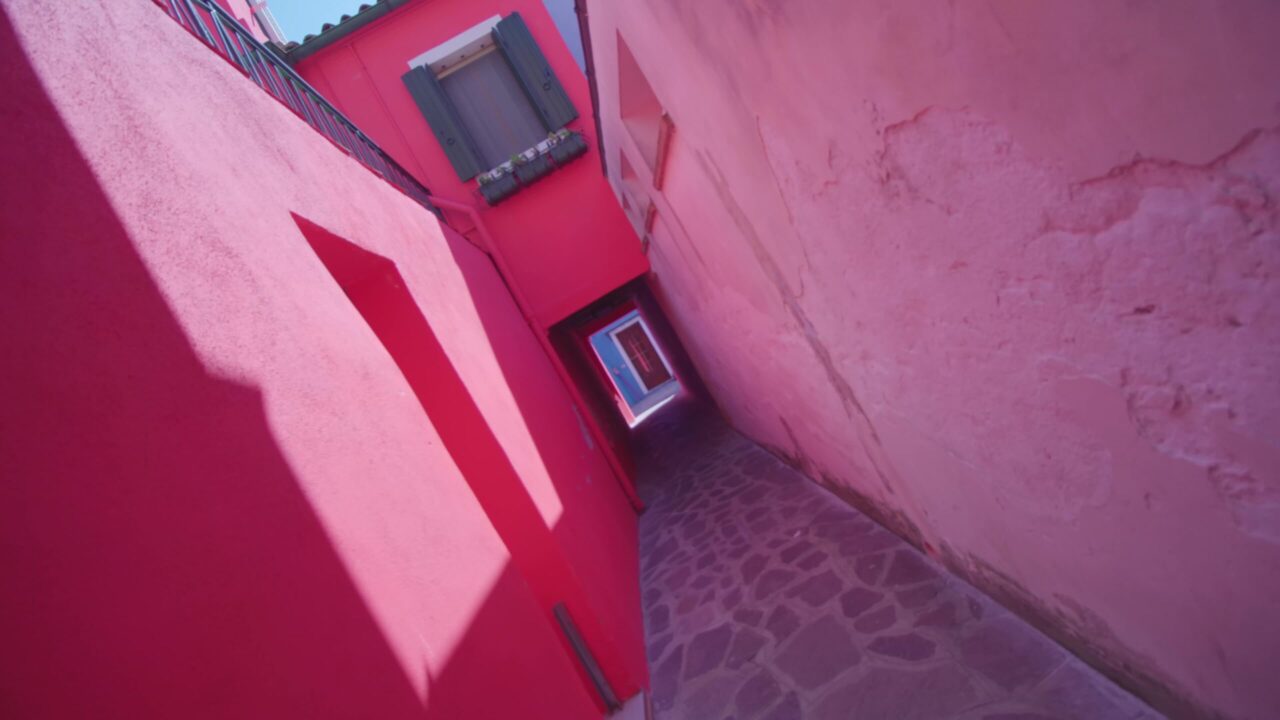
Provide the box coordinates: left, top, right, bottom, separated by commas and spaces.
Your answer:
633, 400, 1161, 720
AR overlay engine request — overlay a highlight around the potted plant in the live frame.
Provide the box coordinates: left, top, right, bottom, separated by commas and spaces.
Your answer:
477, 167, 518, 206
549, 129, 588, 165
513, 149, 553, 185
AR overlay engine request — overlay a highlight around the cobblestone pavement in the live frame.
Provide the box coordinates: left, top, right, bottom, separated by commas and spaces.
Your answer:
634, 400, 1162, 720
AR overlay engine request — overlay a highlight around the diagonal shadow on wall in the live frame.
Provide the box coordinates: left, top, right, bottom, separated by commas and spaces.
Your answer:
292, 214, 604, 717
0, 10, 596, 717
0, 9, 429, 716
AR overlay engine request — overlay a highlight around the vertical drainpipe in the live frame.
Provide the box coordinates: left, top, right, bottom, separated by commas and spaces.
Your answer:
573, 0, 608, 176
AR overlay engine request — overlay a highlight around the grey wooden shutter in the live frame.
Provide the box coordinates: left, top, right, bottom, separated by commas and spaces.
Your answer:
492, 13, 579, 131
401, 65, 484, 180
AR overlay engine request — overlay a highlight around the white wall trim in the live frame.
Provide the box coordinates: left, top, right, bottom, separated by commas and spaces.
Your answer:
406, 15, 503, 75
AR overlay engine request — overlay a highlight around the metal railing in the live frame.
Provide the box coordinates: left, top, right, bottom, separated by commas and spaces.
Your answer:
156, 0, 437, 214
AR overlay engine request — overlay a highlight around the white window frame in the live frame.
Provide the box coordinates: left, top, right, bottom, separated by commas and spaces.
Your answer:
407, 15, 502, 76
607, 316, 675, 393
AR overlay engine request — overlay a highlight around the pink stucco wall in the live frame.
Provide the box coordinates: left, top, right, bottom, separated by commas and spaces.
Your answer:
585, 1, 1280, 718
0, 0, 642, 715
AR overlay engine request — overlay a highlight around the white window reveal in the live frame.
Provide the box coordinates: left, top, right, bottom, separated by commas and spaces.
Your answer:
406, 15, 502, 76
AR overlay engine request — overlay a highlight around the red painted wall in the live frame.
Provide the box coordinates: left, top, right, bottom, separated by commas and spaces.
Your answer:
586, 1, 1280, 718
292, 0, 648, 330
293, 216, 644, 707
0, 0, 642, 715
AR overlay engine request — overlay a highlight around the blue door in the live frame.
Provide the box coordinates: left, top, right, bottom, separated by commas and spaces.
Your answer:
590, 311, 648, 407
589, 311, 679, 418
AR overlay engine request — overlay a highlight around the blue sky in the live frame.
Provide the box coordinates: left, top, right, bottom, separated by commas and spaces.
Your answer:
267, 0, 367, 40
267, 0, 585, 70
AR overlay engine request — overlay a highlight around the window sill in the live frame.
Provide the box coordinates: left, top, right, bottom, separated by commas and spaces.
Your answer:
476, 130, 589, 206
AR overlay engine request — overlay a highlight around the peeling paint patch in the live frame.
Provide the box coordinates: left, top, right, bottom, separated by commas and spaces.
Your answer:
1209, 465, 1280, 545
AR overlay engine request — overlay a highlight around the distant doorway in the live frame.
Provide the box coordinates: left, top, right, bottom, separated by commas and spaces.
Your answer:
589, 310, 679, 425
611, 317, 672, 390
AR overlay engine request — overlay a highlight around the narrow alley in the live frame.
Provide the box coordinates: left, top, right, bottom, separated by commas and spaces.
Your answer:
633, 400, 1160, 720
4, 1, 1278, 718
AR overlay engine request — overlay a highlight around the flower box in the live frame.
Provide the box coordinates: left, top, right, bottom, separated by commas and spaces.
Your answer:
513, 152, 554, 185
549, 131, 588, 166
478, 171, 519, 206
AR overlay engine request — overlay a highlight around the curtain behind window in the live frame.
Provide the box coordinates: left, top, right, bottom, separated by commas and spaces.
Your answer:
441, 50, 548, 169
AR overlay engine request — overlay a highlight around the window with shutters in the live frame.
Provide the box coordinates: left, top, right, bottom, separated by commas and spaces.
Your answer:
401, 13, 580, 183
439, 49, 547, 169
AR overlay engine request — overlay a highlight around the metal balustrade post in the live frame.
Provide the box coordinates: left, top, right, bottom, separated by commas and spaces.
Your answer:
266, 62, 306, 115
225, 29, 263, 87
179, 0, 215, 46
208, 11, 245, 73
255, 50, 292, 103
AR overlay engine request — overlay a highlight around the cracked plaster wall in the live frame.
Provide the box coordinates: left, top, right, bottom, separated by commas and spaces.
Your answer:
587, 1, 1280, 717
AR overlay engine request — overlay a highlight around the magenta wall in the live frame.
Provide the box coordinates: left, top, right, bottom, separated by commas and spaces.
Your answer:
585, 1, 1280, 718
293, 0, 648, 330
0, 0, 642, 715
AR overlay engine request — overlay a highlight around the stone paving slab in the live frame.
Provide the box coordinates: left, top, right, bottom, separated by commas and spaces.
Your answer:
633, 401, 1162, 720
